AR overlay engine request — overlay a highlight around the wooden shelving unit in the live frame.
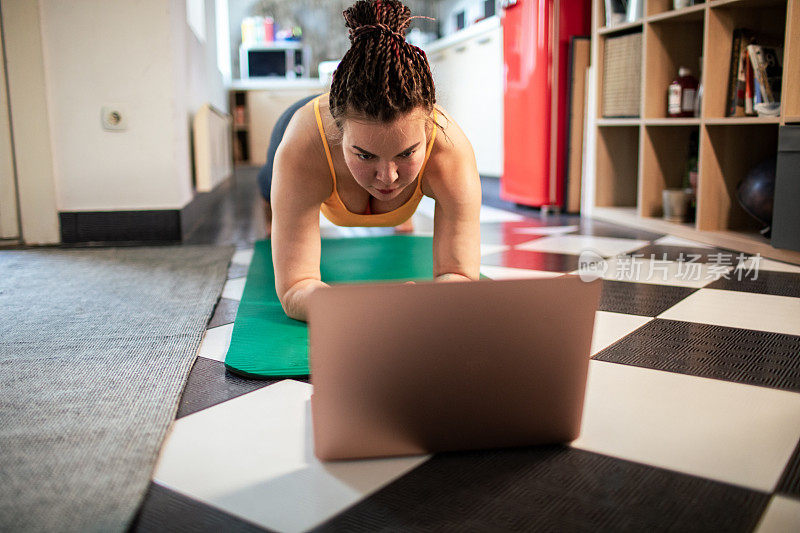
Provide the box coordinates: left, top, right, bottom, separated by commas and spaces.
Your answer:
590, 0, 800, 264
228, 84, 324, 166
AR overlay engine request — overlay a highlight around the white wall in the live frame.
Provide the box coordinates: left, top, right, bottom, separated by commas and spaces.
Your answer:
38, 0, 225, 212
184, 0, 228, 115
227, 0, 260, 80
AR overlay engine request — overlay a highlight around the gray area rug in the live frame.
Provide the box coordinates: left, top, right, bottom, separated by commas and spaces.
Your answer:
0, 245, 233, 532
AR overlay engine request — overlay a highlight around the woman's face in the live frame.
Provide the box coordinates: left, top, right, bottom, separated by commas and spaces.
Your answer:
340, 109, 429, 200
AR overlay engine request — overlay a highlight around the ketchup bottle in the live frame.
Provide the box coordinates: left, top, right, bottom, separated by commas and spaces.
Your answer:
667, 67, 698, 118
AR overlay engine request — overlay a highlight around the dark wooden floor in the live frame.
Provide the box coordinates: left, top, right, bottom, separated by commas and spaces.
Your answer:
184, 166, 268, 249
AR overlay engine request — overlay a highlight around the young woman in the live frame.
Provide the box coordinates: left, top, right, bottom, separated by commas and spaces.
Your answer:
263, 0, 481, 321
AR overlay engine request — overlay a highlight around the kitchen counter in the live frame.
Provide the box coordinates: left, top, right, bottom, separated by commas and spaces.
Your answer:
228, 78, 327, 91
423, 16, 501, 55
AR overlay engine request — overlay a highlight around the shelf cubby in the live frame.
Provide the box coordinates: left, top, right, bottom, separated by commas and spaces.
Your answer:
644, 16, 704, 119
648, 2, 707, 22
596, 126, 640, 208
598, 20, 643, 35
640, 125, 700, 220
704, 0, 787, 119
648, 0, 705, 17
698, 124, 779, 232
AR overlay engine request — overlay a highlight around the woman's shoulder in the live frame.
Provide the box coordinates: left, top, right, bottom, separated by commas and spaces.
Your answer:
279, 96, 325, 156
422, 104, 480, 199
272, 96, 333, 201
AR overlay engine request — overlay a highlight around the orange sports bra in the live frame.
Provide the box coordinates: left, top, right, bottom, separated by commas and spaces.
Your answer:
313, 95, 437, 227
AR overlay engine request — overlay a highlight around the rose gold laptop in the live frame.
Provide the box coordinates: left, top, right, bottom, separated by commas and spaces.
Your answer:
307, 275, 602, 461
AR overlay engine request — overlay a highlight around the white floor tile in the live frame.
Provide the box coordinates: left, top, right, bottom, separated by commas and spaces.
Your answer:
479, 265, 564, 280
480, 243, 511, 257
409, 212, 434, 236
658, 288, 800, 336
231, 249, 254, 266
516, 235, 650, 258
153, 380, 429, 533
653, 236, 714, 248
756, 495, 800, 532
572, 361, 800, 492
319, 213, 336, 228
512, 225, 580, 235
478, 204, 525, 223
416, 196, 436, 218
319, 226, 348, 238
221, 278, 247, 301
196, 324, 234, 362
742, 256, 800, 274
590, 311, 653, 356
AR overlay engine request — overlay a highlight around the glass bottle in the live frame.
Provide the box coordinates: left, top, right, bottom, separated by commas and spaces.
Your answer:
668, 67, 698, 118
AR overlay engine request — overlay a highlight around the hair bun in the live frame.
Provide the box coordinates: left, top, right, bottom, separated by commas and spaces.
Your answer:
344, 0, 411, 42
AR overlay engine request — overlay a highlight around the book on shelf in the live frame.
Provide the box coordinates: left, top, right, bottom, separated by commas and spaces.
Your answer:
728, 29, 755, 117
747, 44, 783, 106
754, 65, 762, 106
727, 29, 746, 116
727, 29, 783, 118
744, 52, 754, 116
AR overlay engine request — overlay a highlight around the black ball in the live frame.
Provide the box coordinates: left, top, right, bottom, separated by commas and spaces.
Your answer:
737, 156, 776, 227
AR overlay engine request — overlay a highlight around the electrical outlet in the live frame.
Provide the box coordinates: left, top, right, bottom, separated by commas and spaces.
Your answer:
101, 105, 128, 131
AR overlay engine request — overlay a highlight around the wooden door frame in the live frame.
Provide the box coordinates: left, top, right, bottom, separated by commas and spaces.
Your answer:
1, 0, 60, 245
0, 5, 20, 240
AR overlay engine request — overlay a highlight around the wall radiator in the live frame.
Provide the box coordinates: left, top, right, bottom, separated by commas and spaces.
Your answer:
193, 103, 233, 192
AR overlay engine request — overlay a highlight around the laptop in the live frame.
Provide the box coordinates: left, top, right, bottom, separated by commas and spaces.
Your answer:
307, 275, 602, 461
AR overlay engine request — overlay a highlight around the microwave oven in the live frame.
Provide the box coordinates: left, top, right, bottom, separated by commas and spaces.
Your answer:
239, 42, 310, 79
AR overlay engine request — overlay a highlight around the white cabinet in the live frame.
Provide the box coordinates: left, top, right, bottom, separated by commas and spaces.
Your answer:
246, 87, 324, 166
427, 20, 503, 177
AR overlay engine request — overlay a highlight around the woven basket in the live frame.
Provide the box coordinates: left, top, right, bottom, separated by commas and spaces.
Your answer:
602, 32, 642, 117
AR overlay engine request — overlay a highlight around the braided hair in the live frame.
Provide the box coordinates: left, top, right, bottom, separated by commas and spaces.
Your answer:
330, 0, 440, 133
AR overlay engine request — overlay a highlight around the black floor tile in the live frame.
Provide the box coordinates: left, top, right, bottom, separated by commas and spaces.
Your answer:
628, 244, 750, 264
129, 482, 272, 533
481, 248, 581, 273
208, 298, 240, 328
312, 446, 768, 533
176, 357, 277, 419
706, 268, 800, 298
576, 219, 665, 241
599, 280, 697, 317
228, 262, 250, 279
777, 439, 800, 498
594, 319, 800, 393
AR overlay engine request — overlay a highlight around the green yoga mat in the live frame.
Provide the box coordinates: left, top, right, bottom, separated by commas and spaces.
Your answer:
224, 235, 435, 378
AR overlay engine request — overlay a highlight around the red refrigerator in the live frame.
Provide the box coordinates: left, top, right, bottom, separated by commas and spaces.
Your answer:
500, 0, 591, 209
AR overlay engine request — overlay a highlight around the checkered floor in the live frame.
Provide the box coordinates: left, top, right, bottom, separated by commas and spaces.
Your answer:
132, 198, 800, 532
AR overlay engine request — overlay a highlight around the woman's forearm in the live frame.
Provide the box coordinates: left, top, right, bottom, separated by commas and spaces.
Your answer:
280, 278, 329, 322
